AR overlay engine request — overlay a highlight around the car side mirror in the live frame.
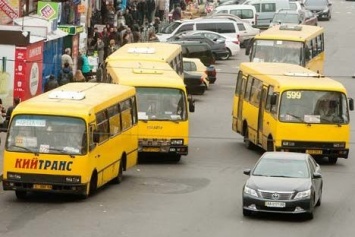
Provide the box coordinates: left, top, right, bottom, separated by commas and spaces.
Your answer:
313, 172, 322, 179
243, 169, 251, 175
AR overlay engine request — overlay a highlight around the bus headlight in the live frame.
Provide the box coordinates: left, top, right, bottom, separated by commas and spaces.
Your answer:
65, 176, 81, 183
8, 173, 22, 180
171, 139, 183, 145
333, 143, 345, 148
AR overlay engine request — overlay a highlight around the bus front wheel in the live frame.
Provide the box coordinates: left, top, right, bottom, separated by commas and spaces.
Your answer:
15, 190, 27, 200
112, 159, 124, 184
328, 157, 338, 164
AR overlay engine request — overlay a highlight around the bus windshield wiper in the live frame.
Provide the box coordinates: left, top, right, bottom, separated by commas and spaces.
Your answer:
7, 145, 39, 155
48, 147, 77, 158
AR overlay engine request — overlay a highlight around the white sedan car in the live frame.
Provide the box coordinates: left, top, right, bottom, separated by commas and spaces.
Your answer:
173, 30, 241, 58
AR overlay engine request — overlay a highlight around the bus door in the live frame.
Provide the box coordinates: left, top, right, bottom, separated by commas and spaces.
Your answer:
257, 86, 267, 146
237, 76, 247, 132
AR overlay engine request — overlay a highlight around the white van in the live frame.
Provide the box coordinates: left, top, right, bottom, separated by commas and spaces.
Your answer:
157, 18, 240, 43
212, 5, 257, 26
242, 0, 290, 29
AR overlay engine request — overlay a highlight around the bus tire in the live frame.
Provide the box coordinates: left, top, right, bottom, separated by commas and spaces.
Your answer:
112, 159, 124, 184
328, 157, 338, 164
267, 138, 274, 151
15, 190, 27, 200
244, 129, 254, 150
170, 154, 181, 162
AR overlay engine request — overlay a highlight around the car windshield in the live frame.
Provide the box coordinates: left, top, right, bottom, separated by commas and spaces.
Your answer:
279, 90, 349, 124
253, 158, 310, 178
160, 22, 181, 34
272, 13, 300, 24
136, 87, 187, 121
6, 115, 87, 155
304, 0, 328, 6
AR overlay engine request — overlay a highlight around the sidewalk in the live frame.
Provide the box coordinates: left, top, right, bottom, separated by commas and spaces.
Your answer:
0, 132, 6, 182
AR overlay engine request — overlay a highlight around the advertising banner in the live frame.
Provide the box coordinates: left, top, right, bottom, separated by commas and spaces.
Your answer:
37, 1, 61, 21
0, 0, 20, 24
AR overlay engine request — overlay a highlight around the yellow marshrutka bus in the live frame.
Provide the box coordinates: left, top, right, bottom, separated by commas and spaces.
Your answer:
106, 42, 184, 78
232, 62, 354, 164
106, 60, 194, 162
2, 83, 138, 199
246, 25, 325, 74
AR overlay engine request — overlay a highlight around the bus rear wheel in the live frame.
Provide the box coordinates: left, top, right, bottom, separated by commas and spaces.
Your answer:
15, 190, 27, 200
244, 129, 254, 150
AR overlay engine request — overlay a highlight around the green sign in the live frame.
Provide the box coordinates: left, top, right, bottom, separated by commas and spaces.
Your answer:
58, 25, 84, 35
37, 1, 60, 20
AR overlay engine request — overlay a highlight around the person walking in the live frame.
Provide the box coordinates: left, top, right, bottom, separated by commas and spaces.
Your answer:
96, 37, 105, 66
73, 70, 86, 82
79, 51, 92, 82
58, 62, 74, 85
44, 74, 59, 92
4, 97, 20, 128
61, 48, 74, 69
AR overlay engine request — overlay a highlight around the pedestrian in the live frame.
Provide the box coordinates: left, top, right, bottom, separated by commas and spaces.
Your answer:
171, 5, 182, 21
73, 70, 86, 82
44, 74, 59, 92
96, 37, 105, 66
4, 97, 21, 128
61, 48, 74, 69
58, 62, 74, 85
0, 98, 7, 130
107, 39, 119, 56
79, 51, 92, 82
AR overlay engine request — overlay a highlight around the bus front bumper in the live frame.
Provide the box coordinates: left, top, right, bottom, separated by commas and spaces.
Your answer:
2, 180, 87, 195
139, 145, 188, 155
276, 147, 349, 159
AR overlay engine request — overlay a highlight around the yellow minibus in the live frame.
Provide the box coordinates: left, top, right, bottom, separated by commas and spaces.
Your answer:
246, 25, 325, 74
106, 60, 195, 162
232, 62, 354, 164
2, 83, 138, 199
106, 42, 184, 78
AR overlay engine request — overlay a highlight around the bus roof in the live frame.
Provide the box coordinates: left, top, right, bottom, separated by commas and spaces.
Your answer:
254, 25, 324, 42
106, 61, 186, 89
13, 83, 136, 116
240, 62, 346, 92
106, 42, 182, 63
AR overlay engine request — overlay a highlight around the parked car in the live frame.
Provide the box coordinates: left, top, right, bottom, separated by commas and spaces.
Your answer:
171, 30, 240, 59
242, 152, 323, 220
183, 58, 210, 90
168, 35, 230, 60
301, 0, 332, 20
183, 71, 207, 95
201, 14, 260, 47
289, 0, 304, 12
211, 4, 258, 26
269, 9, 318, 27
171, 41, 215, 67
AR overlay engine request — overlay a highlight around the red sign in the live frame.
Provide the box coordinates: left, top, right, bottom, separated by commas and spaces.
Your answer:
0, 0, 19, 19
14, 41, 44, 102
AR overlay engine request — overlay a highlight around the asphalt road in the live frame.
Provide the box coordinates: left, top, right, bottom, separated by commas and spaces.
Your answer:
1, 2, 355, 237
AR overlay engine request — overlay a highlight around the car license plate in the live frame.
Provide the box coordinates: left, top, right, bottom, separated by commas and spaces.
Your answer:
306, 150, 323, 155
143, 147, 160, 152
33, 184, 52, 190
265, 201, 286, 208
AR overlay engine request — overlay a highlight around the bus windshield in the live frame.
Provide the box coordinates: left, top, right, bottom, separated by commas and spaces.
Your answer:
252, 40, 303, 65
279, 90, 349, 124
136, 88, 187, 121
6, 115, 87, 155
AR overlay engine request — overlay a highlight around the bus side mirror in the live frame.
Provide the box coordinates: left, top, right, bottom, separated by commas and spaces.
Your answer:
245, 38, 253, 56
188, 96, 195, 113
349, 98, 354, 111
270, 94, 277, 105
93, 130, 100, 143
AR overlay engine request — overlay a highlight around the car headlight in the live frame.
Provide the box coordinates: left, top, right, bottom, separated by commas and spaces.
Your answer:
322, 8, 329, 13
171, 139, 183, 145
294, 189, 311, 199
244, 186, 258, 197
65, 176, 81, 183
